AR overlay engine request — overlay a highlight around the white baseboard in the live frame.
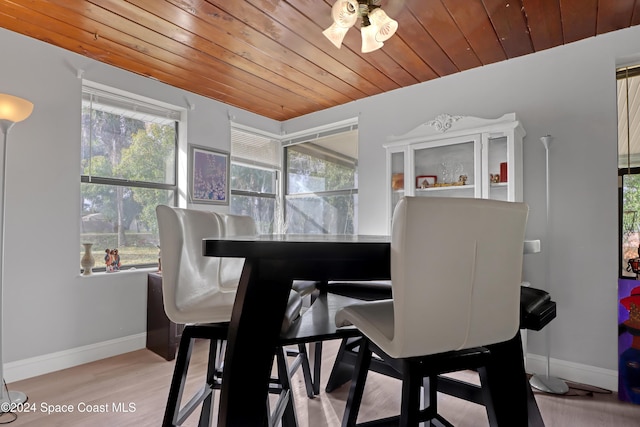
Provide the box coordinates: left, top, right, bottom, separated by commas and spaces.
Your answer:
3, 336, 619, 394
4, 333, 146, 383
526, 352, 618, 392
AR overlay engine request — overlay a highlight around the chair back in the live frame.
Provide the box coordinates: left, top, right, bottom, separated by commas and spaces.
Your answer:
156, 205, 236, 324
218, 213, 257, 290
390, 196, 528, 357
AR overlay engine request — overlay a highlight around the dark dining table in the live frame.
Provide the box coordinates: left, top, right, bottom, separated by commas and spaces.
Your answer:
203, 234, 536, 426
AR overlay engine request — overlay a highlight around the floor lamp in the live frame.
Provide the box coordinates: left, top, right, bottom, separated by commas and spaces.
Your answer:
529, 135, 569, 394
0, 94, 34, 409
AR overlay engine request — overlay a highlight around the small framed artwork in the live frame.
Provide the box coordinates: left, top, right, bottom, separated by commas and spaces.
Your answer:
416, 175, 437, 189
189, 144, 230, 205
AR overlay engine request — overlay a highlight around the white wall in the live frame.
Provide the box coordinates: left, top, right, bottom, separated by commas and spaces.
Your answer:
1, 23, 639, 390
0, 27, 279, 380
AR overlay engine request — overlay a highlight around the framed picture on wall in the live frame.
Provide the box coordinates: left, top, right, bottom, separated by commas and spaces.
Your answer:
189, 144, 230, 205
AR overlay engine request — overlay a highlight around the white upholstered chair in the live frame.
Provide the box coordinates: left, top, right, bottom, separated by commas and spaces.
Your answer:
335, 196, 529, 426
156, 206, 305, 427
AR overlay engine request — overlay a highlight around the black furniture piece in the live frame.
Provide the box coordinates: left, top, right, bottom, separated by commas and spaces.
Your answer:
324, 284, 556, 427
202, 234, 536, 427
146, 272, 184, 361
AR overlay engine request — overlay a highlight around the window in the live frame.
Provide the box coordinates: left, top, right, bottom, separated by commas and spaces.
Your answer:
284, 126, 358, 234
618, 65, 640, 278
81, 83, 180, 270
230, 126, 281, 234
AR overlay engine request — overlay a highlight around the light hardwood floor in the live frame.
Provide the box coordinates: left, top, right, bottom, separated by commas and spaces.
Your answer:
3, 339, 640, 426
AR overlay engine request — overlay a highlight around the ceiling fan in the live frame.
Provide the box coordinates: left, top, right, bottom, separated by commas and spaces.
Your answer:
323, 0, 399, 53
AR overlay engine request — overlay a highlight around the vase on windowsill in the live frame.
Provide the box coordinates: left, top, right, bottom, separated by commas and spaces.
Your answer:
81, 243, 96, 276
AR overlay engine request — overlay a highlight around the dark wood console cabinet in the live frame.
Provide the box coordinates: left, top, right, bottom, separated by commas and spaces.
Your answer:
146, 272, 184, 361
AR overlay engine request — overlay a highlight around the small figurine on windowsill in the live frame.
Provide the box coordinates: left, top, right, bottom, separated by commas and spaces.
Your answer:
458, 175, 468, 185
105, 248, 121, 272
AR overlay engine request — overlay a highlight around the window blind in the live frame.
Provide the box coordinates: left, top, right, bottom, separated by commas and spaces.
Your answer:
231, 128, 280, 169
82, 85, 181, 125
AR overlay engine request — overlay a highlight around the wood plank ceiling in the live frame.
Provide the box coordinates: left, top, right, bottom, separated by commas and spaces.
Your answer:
1, 0, 639, 121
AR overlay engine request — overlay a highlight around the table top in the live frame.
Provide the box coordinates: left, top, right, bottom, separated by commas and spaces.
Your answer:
203, 234, 391, 260
203, 234, 540, 258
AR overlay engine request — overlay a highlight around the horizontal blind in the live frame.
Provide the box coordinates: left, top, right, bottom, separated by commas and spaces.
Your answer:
618, 66, 640, 169
82, 86, 181, 125
231, 127, 280, 169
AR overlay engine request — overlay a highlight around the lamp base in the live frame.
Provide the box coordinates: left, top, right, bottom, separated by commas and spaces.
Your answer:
529, 374, 569, 394
0, 390, 28, 409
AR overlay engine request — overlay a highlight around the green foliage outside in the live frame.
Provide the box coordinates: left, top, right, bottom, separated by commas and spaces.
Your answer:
623, 175, 640, 273
81, 106, 176, 266
285, 147, 357, 234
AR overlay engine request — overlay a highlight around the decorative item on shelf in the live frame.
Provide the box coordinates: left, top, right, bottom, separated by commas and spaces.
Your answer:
416, 175, 437, 189
440, 160, 462, 184
391, 173, 404, 190
500, 162, 508, 182
458, 175, 467, 185
490, 173, 500, 183
104, 248, 121, 272
80, 243, 96, 276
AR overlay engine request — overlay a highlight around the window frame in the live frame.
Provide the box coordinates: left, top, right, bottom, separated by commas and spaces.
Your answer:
80, 82, 180, 272
282, 124, 359, 235
229, 125, 282, 234
618, 65, 640, 278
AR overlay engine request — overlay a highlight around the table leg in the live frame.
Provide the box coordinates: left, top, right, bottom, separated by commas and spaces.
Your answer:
217, 259, 292, 426
482, 333, 529, 426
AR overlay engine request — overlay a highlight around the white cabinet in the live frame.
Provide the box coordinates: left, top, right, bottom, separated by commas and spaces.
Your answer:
385, 113, 525, 230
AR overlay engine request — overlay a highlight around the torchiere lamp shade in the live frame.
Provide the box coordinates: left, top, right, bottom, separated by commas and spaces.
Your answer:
0, 94, 34, 123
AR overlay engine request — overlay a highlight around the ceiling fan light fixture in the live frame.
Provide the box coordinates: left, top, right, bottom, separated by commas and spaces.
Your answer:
324, 0, 397, 53
361, 22, 384, 53
368, 7, 398, 42
323, 0, 359, 49
323, 24, 351, 49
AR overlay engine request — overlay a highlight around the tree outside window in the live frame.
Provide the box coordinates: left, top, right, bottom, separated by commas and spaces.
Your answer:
81, 86, 178, 270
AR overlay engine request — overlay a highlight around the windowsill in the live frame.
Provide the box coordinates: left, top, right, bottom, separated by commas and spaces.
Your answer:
79, 266, 159, 278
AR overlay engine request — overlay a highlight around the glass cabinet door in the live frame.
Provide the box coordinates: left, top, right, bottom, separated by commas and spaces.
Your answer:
390, 149, 405, 219
412, 135, 481, 199
486, 135, 509, 201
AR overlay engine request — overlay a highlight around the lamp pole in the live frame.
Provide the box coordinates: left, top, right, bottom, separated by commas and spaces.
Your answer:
529, 135, 569, 394
0, 94, 34, 410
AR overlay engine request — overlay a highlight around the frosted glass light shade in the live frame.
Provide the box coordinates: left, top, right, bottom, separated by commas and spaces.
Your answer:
368, 8, 398, 42
323, 0, 358, 49
0, 94, 34, 123
361, 24, 384, 53
323, 23, 352, 49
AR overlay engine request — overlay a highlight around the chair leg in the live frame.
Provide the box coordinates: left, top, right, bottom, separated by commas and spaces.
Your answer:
399, 361, 422, 427
163, 331, 196, 427
197, 338, 222, 427
274, 347, 299, 427
326, 337, 360, 393
311, 341, 323, 395
297, 343, 316, 398
421, 375, 455, 427
342, 338, 373, 427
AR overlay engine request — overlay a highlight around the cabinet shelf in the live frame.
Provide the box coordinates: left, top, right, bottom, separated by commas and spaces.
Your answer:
416, 184, 475, 193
